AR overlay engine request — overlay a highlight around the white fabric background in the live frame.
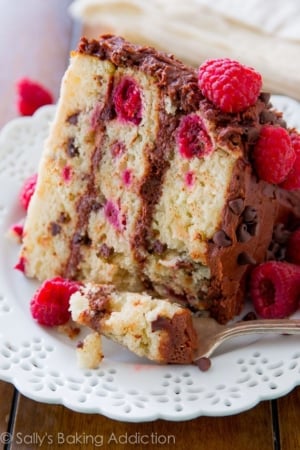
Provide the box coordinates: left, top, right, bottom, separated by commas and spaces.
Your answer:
70, 0, 300, 99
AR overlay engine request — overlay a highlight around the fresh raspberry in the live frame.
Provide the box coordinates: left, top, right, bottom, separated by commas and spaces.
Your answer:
16, 78, 53, 116
30, 277, 81, 327
177, 114, 213, 159
19, 173, 38, 211
281, 155, 300, 190
252, 126, 295, 184
198, 58, 262, 113
10, 223, 24, 238
113, 78, 142, 125
280, 132, 300, 190
286, 229, 300, 265
8, 223, 24, 243
290, 131, 300, 154
249, 261, 300, 319
14, 257, 26, 273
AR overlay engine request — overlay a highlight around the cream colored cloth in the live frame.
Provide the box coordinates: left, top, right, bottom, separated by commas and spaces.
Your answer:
70, 0, 300, 99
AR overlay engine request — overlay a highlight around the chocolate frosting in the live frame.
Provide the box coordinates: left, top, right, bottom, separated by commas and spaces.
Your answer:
78, 35, 202, 113
151, 311, 197, 364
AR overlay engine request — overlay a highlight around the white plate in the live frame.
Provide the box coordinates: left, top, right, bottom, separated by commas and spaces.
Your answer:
0, 97, 300, 423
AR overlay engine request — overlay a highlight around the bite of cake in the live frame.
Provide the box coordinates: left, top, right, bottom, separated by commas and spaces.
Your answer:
70, 283, 197, 364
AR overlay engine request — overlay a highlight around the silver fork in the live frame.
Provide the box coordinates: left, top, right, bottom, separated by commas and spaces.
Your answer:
192, 316, 300, 360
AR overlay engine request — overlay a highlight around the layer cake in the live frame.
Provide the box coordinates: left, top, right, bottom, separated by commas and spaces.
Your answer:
20, 35, 300, 324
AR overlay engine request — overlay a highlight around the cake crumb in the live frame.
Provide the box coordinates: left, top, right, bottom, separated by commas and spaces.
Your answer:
76, 332, 104, 369
57, 322, 81, 339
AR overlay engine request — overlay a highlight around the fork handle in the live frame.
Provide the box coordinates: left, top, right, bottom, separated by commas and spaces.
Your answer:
216, 318, 300, 348
224, 318, 300, 336
205, 319, 300, 358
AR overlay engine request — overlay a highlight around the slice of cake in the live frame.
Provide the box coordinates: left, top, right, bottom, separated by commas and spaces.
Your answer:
70, 283, 197, 364
20, 34, 300, 323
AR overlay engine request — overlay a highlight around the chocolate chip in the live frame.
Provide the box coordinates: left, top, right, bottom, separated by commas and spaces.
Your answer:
259, 92, 271, 105
243, 206, 257, 224
262, 183, 276, 198
242, 311, 257, 321
58, 211, 71, 223
97, 243, 114, 259
277, 246, 286, 261
273, 223, 291, 244
195, 357, 211, 371
150, 240, 167, 255
228, 198, 244, 215
91, 201, 103, 212
245, 127, 260, 144
141, 277, 154, 291
212, 230, 232, 247
266, 241, 281, 260
259, 109, 276, 124
151, 316, 171, 332
76, 340, 84, 349
267, 238, 286, 261
277, 118, 287, 129
66, 112, 79, 125
73, 232, 91, 246
49, 222, 61, 236
237, 252, 256, 265
176, 259, 194, 271
66, 137, 80, 158
236, 223, 252, 242
249, 222, 259, 236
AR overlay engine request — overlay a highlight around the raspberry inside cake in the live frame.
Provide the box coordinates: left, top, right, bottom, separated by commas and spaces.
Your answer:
20, 35, 300, 324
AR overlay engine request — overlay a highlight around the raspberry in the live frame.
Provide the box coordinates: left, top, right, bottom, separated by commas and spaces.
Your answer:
122, 169, 132, 186
14, 257, 26, 273
104, 200, 126, 231
249, 261, 300, 319
113, 78, 142, 125
11, 223, 24, 238
16, 78, 53, 116
290, 131, 300, 154
198, 58, 262, 113
62, 166, 72, 182
111, 140, 126, 158
30, 277, 81, 327
185, 171, 195, 188
19, 173, 38, 211
286, 229, 300, 265
8, 223, 24, 244
280, 132, 300, 190
252, 126, 295, 184
177, 114, 213, 159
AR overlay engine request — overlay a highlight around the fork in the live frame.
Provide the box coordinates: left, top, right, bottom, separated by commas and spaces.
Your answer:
192, 316, 300, 360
